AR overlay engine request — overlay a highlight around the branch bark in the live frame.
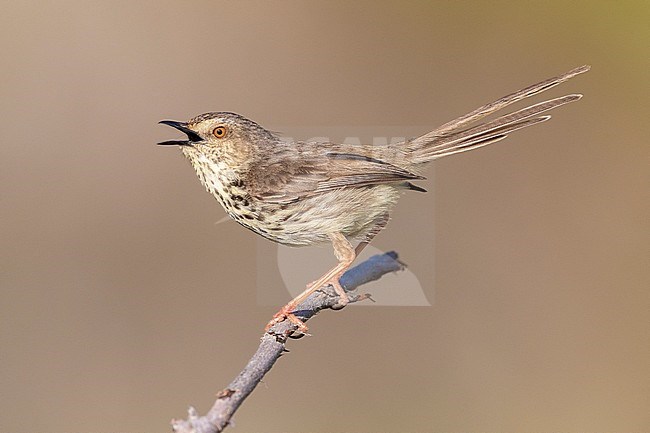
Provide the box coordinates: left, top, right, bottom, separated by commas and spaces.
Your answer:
171, 251, 405, 433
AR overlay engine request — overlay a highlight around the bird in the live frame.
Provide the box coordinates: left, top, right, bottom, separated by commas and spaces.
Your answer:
158, 65, 589, 333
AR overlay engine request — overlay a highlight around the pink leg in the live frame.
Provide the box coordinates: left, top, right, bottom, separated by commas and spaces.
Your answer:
265, 233, 356, 332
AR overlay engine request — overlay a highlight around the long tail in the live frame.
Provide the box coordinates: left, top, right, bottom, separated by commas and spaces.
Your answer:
405, 65, 590, 165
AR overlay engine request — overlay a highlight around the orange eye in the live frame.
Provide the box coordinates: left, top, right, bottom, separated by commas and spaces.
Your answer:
213, 126, 227, 138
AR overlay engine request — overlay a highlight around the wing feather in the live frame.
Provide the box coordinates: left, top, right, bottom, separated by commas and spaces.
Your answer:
251, 151, 423, 204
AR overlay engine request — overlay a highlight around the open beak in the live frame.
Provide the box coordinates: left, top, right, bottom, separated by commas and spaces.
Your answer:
158, 120, 203, 146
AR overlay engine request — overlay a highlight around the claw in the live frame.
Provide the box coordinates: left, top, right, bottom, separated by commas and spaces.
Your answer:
265, 309, 308, 334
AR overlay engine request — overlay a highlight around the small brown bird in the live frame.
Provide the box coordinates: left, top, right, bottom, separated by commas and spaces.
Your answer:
159, 65, 589, 332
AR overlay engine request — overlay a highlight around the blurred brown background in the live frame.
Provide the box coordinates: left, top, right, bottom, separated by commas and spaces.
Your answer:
1, 1, 648, 432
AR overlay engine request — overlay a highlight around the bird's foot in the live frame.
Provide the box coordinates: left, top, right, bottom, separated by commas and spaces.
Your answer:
308, 275, 350, 308
265, 305, 308, 334
264, 274, 350, 334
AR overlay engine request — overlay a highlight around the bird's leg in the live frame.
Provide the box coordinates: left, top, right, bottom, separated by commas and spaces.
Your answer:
265, 233, 356, 332
354, 212, 388, 257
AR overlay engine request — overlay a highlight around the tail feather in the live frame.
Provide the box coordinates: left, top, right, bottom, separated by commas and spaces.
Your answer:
426, 116, 549, 160
406, 66, 589, 164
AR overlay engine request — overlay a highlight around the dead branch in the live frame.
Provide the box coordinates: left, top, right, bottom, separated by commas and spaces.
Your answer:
171, 251, 405, 433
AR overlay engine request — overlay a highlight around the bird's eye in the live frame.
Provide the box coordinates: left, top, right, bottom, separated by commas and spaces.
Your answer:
213, 126, 228, 138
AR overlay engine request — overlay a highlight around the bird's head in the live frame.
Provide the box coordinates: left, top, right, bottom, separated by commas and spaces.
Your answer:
158, 112, 276, 168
